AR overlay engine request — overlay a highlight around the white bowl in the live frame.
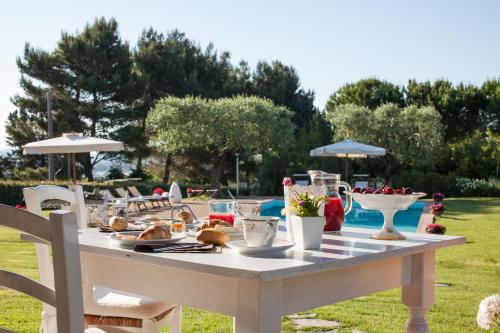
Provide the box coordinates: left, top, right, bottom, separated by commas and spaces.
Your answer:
347, 191, 426, 240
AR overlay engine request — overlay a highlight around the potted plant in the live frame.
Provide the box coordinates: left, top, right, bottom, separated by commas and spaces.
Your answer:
430, 202, 445, 216
425, 223, 446, 235
432, 192, 445, 203
287, 189, 328, 249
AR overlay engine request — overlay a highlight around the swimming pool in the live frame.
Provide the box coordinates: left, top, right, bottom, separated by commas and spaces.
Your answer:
260, 199, 425, 232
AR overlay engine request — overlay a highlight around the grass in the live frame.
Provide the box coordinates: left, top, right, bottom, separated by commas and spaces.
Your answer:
1, 198, 499, 332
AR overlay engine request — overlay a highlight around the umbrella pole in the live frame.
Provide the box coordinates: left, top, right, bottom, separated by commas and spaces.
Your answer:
345, 154, 348, 182
72, 153, 76, 183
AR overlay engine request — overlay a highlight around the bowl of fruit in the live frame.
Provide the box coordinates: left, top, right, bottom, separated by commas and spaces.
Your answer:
346, 186, 426, 240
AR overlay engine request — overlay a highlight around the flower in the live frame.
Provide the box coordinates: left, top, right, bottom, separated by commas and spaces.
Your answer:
425, 223, 446, 235
298, 200, 305, 206
433, 192, 445, 199
477, 295, 500, 330
430, 202, 445, 215
282, 177, 292, 187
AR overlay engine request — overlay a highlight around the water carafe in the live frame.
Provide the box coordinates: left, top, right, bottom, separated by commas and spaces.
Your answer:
308, 170, 352, 232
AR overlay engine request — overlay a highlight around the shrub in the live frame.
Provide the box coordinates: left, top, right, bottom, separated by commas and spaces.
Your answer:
392, 171, 459, 197
13, 167, 49, 180
106, 166, 125, 180
456, 177, 500, 197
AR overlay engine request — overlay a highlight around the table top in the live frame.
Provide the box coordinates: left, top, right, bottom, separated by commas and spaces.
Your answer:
78, 226, 464, 281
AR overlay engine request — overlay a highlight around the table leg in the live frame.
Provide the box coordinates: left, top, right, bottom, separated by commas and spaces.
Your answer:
402, 251, 435, 333
233, 279, 282, 333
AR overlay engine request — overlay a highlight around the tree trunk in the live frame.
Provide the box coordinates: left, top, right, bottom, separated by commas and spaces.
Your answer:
83, 153, 93, 181
163, 154, 172, 183
210, 157, 225, 189
136, 156, 143, 171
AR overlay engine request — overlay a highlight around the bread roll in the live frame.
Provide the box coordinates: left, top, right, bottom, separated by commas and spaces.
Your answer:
138, 225, 172, 240
196, 228, 229, 246
176, 211, 193, 224
109, 216, 128, 231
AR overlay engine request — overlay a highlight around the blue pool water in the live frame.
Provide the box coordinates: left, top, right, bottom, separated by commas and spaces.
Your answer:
260, 199, 425, 232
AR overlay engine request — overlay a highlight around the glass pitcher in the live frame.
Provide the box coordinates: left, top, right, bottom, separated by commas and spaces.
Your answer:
307, 170, 352, 232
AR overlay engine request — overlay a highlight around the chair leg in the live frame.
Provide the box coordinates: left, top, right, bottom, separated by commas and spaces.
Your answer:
170, 305, 182, 333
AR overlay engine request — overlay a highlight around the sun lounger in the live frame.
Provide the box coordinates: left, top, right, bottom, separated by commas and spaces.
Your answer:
128, 186, 170, 208
115, 188, 148, 212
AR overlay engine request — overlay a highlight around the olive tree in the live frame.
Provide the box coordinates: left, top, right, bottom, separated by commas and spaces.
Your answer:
147, 96, 295, 188
329, 103, 444, 180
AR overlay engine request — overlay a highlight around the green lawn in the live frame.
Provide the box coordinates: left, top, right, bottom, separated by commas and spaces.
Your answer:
1, 198, 499, 332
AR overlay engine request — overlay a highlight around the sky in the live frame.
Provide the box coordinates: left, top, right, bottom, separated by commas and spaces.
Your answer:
1, 0, 499, 149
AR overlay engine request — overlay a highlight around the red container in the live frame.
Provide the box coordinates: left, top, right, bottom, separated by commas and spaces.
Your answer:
324, 197, 344, 232
208, 213, 235, 226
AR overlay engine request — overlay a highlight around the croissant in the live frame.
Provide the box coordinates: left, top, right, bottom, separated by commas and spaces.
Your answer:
176, 211, 194, 224
138, 225, 172, 240
197, 219, 232, 231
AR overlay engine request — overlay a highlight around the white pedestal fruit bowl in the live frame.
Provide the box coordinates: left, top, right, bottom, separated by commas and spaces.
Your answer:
347, 191, 426, 240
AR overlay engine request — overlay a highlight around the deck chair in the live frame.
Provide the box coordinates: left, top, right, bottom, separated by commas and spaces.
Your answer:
23, 185, 182, 333
115, 188, 148, 212
354, 180, 369, 189
0, 206, 130, 333
128, 186, 170, 208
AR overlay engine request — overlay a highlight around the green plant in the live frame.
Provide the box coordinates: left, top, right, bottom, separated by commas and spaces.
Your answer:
106, 166, 125, 180
288, 191, 327, 217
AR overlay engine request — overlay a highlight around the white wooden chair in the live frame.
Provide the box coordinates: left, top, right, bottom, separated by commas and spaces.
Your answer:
23, 185, 182, 333
0, 206, 130, 333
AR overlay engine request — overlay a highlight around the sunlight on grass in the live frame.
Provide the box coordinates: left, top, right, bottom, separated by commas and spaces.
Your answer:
0, 198, 499, 332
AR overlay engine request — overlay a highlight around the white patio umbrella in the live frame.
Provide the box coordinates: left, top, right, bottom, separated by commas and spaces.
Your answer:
23, 132, 124, 182
309, 139, 386, 179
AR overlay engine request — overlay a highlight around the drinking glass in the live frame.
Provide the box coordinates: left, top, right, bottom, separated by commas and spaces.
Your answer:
170, 219, 186, 236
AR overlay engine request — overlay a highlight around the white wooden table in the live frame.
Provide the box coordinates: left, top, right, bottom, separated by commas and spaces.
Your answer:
78, 226, 464, 333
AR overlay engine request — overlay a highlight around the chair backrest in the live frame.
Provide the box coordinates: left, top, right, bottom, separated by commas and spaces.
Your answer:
0, 206, 85, 333
22, 184, 87, 331
23, 185, 87, 229
115, 187, 128, 198
128, 186, 141, 197
101, 189, 116, 200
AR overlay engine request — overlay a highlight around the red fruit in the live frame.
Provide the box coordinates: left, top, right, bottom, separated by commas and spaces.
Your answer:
353, 187, 362, 193
363, 188, 374, 194
395, 188, 404, 195
383, 187, 394, 194
374, 189, 383, 194
403, 187, 413, 195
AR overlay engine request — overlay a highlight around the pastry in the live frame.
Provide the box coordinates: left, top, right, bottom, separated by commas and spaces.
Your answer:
196, 228, 229, 246
109, 216, 128, 231
138, 225, 172, 240
176, 211, 194, 224
143, 214, 161, 223
197, 219, 232, 231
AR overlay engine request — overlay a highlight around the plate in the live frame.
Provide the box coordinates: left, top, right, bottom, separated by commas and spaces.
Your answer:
108, 231, 186, 249
226, 239, 294, 256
